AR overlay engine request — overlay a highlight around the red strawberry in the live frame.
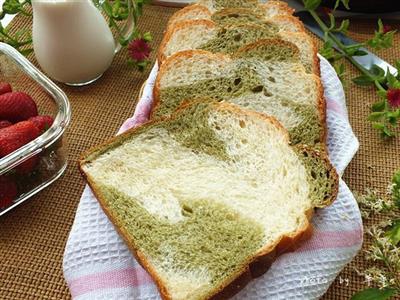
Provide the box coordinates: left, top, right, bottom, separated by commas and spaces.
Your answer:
0, 82, 12, 95
0, 92, 38, 122
29, 115, 54, 133
0, 176, 17, 208
0, 120, 12, 129
16, 155, 40, 174
0, 121, 40, 174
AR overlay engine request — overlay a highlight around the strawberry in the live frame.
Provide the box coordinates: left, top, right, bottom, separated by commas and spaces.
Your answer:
0, 121, 40, 174
0, 120, 12, 129
16, 155, 40, 174
29, 115, 54, 133
0, 176, 17, 208
0, 92, 38, 122
0, 82, 12, 95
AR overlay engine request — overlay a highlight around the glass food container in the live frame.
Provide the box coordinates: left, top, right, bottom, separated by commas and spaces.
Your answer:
0, 43, 71, 216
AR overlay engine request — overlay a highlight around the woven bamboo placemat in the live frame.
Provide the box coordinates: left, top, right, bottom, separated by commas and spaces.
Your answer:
0, 6, 399, 300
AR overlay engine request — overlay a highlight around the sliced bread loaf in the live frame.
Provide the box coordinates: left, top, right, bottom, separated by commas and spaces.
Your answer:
167, 0, 293, 29
158, 19, 317, 74
154, 41, 325, 146
80, 101, 338, 300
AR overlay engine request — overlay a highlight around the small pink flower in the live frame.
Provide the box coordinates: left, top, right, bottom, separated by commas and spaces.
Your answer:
387, 88, 400, 108
128, 39, 151, 62
383, 24, 392, 34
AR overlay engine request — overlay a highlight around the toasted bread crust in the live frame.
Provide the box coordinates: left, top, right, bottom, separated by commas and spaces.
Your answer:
260, 0, 295, 16
270, 15, 306, 32
80, 100, 339, 300
153, 49, 231, 118
278, 31, 320, 75
167, 4, 212, 30
158, 19, 217, 64
233, 38, 301, 59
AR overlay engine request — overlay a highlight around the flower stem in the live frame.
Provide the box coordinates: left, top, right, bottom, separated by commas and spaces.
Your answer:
308, 10, 376, 81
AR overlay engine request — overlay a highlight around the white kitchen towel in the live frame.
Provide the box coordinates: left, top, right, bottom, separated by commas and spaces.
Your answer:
63, 55, 363, 300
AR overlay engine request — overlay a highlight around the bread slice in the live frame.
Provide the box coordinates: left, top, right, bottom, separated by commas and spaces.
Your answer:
211, 8, 304, 32
80, 101, 338, 300
167, 4, 212, 29
154, 41, 325, 146
167, 0, 293, 29
158, 19, 317, 74
197, 0, 294, 15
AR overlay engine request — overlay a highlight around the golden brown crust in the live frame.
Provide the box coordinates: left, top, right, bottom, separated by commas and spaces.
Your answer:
311, 35, 321, 77
233, 38, 301, 60
79, 100, 338, 300
295, 144, 339, 207
277, 31, 320, 75
260, 0, 295, 16
158, 19, 217, 64
316, 73, 328, 146
80, 174, 173, 300
212, 7, 263, 19
81, 170, 318, 300
207, 218, 312, 300
213, 101, 290, 143
153, 49, 231, 119
270, 15, 306, 32
167, 4, 212, 30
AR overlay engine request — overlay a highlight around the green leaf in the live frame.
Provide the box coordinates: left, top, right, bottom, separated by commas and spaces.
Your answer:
395, 60, 400, 80
333, 0, 349, 10
367, 20, 396, 50
340, 0, 350, 9
377, 90, 388, 99
372, 122, 385, 130
386, 70, 400, 88
319, 40, 336, 60
19, 48, 33, 56
143, 31, 152, 42
368, 112, 385, 121
118, 37, 129, 46
352, 75, 374, 86
334, 19, 349, 34
383, 125, 395, 137
328, 13, 335, 30
333, 0, 340, 10
351, 288, 397, 300
385, 219, 400, 245
371, 100, 386, 112
334, 63, 346, 82
392, 170, 400, 208
393, 170, 400, 186
303, 0, 321, 10
352, 49, 368, 57
370, 64, 386, 78
101, 1, 113, 16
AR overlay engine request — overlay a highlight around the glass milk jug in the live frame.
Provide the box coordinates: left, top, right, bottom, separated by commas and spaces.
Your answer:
32, 0, 135, 86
